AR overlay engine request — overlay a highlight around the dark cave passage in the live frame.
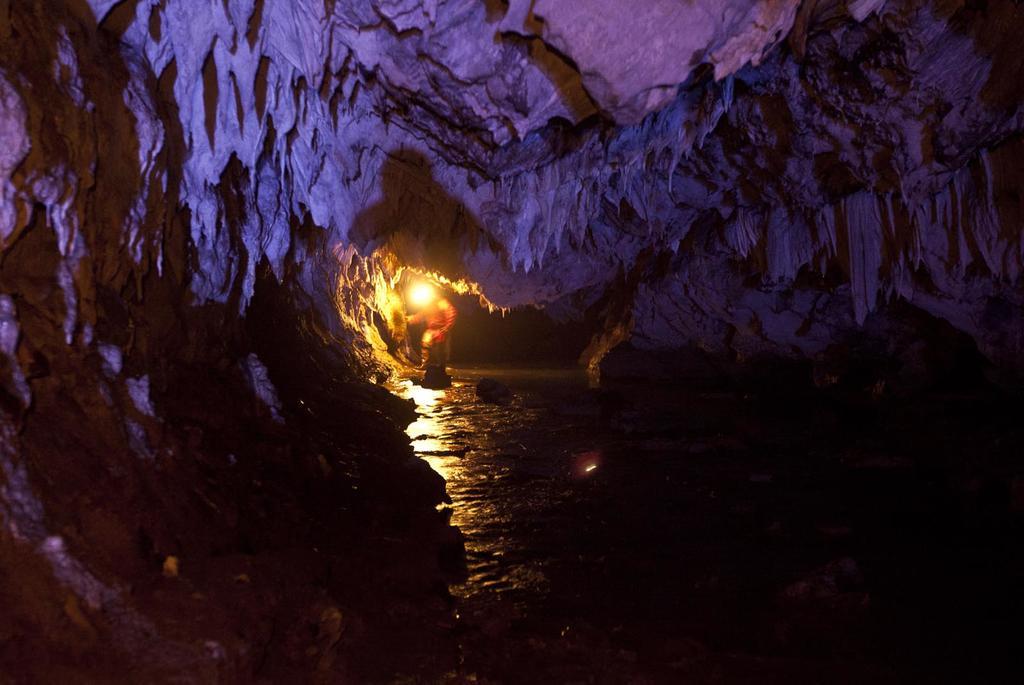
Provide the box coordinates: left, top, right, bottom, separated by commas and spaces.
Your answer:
443, 295, 595, 367
3, 1, 1024, 683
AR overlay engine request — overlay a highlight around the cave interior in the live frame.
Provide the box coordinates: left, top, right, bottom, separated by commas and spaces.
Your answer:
2, 0, 1024, 682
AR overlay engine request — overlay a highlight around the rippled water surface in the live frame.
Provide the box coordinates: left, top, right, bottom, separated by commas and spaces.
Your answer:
395, 368, 599, 602
390, 367, 1024, 682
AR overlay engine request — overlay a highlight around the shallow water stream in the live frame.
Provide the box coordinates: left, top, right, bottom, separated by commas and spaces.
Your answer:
391, 367, 1024, 683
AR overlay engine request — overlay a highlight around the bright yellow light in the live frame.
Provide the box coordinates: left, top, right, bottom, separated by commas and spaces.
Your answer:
393, 379, 458, 481
403, 380, 444, 411
408, 282, 436, 308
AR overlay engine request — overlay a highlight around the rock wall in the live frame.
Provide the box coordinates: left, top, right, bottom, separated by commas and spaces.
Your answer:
3, 1, 1013, 379
0, 3, 451, 679
61, 0, 1024, 379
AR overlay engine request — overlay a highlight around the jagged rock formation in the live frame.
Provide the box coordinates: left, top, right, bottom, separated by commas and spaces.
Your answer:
72, 0, 1024, 376
2, 0, 1024, 679
5, 1, 1019, 374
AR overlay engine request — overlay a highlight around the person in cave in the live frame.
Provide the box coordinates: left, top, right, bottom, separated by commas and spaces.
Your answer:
406, 281, 457, 386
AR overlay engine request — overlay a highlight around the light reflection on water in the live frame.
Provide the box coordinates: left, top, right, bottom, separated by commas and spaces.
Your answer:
390, 369, 593, 603
394, 379, 460, 483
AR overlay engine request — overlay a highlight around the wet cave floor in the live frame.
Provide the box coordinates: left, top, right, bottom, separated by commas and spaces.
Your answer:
388, 367, 1024, 684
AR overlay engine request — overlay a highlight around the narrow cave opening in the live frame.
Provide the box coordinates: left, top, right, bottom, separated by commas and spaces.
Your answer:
444, 294, 595, 368
369, 273, 598, 370
4, 1, 1024, 683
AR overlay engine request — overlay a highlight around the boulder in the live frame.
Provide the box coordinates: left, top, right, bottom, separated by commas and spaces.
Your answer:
476, 377, 513, 404
420, 365, 452, 389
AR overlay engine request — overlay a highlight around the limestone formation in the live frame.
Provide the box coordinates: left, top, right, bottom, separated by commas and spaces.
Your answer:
2, 0, 1024, 678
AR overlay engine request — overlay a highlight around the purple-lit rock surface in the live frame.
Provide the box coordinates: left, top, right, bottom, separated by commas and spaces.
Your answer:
0, 1, 1015, 375
68, 0, 1024, 377
526, 0, 804, 123
2, 0, 1024, 679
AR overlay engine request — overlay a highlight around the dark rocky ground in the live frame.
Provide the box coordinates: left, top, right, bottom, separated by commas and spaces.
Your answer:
4, 319, 1023, 683
0, 264, 463, 683
0, 358, 461, 683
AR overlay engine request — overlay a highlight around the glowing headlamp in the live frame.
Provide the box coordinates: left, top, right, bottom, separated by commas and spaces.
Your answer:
408, 282, 436, 307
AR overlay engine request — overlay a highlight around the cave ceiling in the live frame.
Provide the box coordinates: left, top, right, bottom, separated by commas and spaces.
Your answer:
3, 0, 1024, 373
